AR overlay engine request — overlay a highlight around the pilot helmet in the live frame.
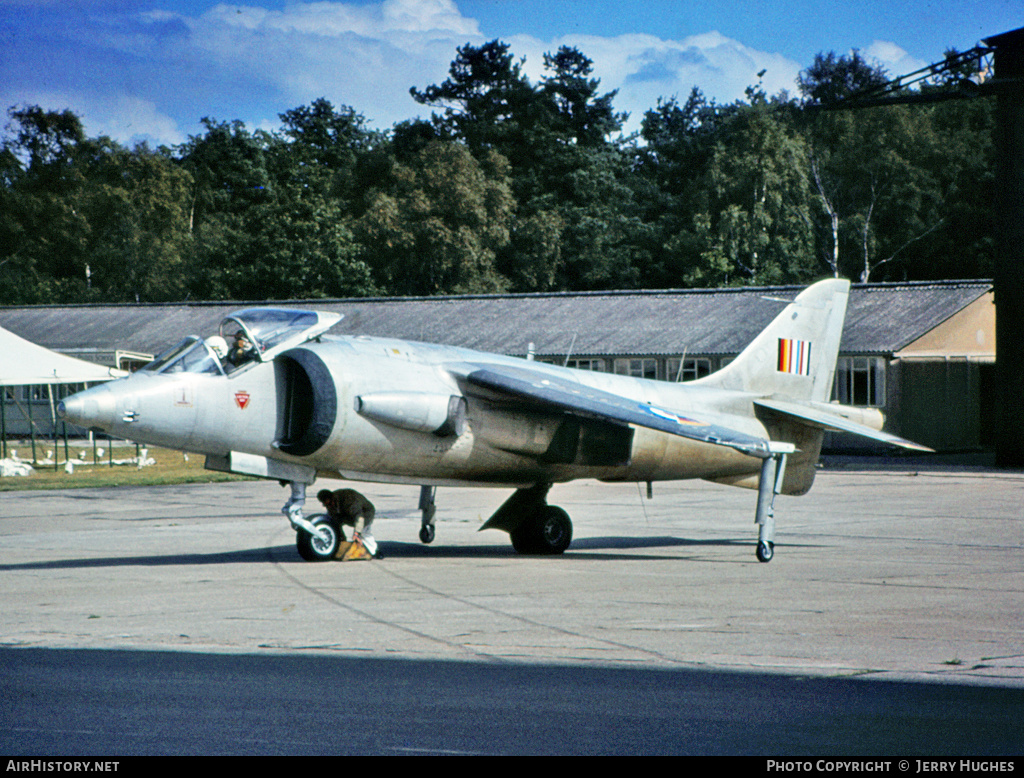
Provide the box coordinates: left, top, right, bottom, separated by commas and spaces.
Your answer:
206, 335, 228, 359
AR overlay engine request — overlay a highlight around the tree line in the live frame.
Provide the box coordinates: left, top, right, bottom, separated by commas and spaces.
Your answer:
0, 42, 995, 305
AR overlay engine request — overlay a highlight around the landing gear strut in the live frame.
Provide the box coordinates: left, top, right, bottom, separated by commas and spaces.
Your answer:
418, 485, 436, 544
754, 449, 788, 563
281, 480, 324, 538
482, 483, 573, 555
282, 480, 336, 560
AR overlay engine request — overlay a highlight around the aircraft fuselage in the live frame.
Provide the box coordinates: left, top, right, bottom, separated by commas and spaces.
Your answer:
61, 334, 769, 488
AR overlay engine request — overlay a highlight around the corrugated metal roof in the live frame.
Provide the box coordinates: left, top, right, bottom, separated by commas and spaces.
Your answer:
0, 280, 992, 360
839, 281, 992, 353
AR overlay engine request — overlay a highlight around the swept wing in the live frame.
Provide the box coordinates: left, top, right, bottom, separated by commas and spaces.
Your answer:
460, 365, 774, 458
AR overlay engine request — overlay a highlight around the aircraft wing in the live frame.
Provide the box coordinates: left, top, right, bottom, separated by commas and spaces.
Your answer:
460, 365, 772, 458
754, 398, 934, 452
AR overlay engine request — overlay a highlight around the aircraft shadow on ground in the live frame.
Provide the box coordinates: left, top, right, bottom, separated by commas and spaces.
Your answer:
0, 536, 822, 570
2, 646, 1021, 756
0, 547, 283, 570
376, 534, 773, 561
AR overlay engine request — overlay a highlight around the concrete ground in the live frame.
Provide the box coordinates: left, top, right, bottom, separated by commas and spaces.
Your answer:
3, 461, 1024, 755
1, 461, 1022, 684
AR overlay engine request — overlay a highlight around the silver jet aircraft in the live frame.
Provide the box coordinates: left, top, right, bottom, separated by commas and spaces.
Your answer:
58, 278, 928, 563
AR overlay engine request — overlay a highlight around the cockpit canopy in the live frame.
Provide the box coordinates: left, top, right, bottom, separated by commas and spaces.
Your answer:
143, 336, 224, 375
142, 308, 343, 376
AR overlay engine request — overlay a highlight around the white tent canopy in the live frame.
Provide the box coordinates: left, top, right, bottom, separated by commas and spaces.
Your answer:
1, 326, 127, 386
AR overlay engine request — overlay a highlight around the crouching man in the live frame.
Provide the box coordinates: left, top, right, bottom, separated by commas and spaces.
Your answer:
317, 488, 378, 557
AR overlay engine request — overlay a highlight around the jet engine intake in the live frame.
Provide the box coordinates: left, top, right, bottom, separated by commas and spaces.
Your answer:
275, 349, 338, 457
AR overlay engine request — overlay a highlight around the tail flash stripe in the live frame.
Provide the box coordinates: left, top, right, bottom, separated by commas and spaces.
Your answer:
777, 338, 812, 376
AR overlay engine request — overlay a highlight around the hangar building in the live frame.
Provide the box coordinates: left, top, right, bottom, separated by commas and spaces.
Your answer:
0, 280, 994, 453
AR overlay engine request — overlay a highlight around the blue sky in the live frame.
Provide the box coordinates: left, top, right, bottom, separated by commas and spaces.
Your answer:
1, 0, 1020, 148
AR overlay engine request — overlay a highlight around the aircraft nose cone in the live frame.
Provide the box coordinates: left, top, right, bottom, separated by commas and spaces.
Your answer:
58, 384, 117, 431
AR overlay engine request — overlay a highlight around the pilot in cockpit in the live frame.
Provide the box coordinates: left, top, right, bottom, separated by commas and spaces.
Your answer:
227, 331, 257, 367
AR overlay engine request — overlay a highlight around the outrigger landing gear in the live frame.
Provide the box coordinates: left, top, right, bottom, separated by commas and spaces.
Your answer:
481, 483, 573, 555
754, 447, 790, 563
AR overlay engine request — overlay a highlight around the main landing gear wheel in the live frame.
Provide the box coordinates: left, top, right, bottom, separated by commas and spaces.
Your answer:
511, 505, 573, 555
296, 515, 341, 561
756, 540, 774, 563
419, 524, 436, 544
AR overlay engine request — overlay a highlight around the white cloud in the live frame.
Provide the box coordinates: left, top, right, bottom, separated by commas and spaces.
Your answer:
864, 40, 928, 79
92, 95, 188, 147
147, 2, 804, 136
511, 30, 802, 134
5, 90, 186, 148
171, 0, 485, 130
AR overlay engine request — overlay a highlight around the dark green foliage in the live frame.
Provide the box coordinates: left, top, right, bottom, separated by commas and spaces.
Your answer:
356, 142, 514, 295
0, 40, 997, 305
797, 50, 890, 106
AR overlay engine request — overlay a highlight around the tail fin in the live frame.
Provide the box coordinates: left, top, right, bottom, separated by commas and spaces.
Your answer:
697, 278, 850, 402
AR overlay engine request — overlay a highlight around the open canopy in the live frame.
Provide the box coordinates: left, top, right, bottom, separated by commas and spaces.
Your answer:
219, 308, 343, 364
0, 326, 127, 387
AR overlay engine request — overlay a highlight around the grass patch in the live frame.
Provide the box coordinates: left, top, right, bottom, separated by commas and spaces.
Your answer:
0, 442, 252, 491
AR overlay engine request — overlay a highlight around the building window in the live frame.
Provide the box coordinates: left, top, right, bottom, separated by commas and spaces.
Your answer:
665, 357, 713, 382
119, 353, 154, 372
566, 358, 604, 372
833, 356, 886, 407
614, 358, 658, 380
21, 385, 47, 401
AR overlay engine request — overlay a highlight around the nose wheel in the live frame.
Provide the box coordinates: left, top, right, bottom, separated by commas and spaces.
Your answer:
296, 515, 342, 561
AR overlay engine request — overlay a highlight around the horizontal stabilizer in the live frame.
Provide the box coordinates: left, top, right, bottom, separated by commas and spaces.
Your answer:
462, 366, 772, 458
754, 398, 933, 452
